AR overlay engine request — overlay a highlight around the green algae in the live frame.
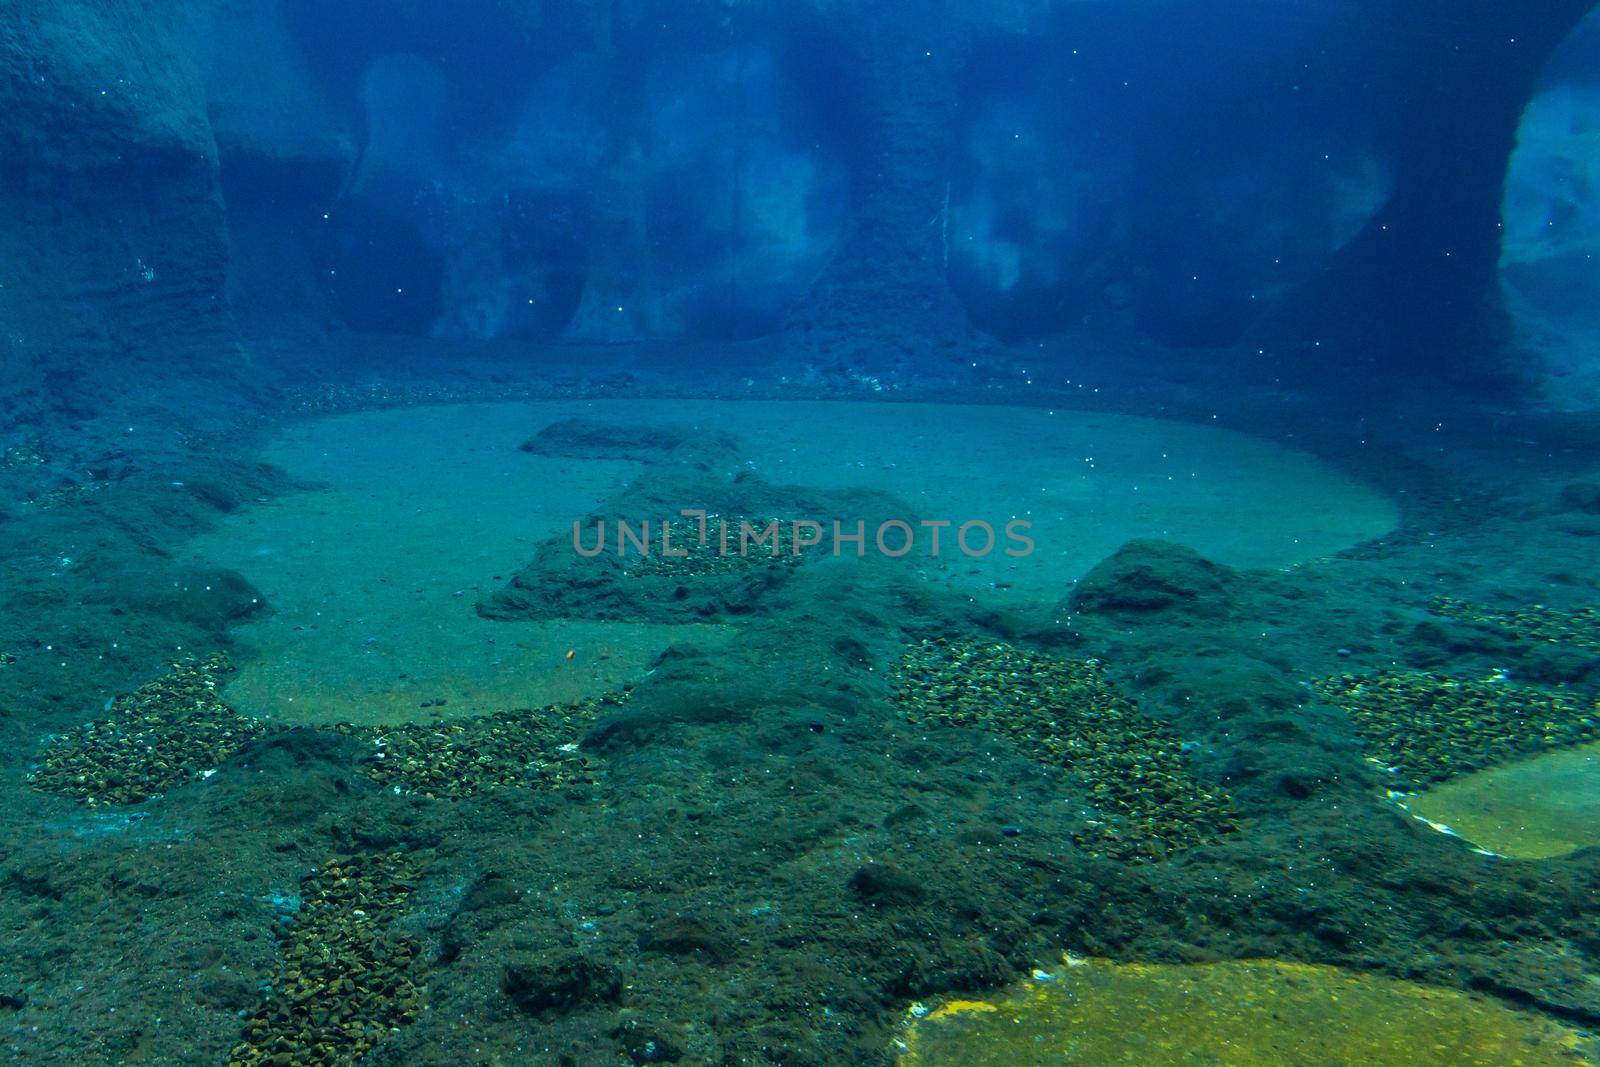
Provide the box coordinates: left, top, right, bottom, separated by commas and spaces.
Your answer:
0, 438, 46, 468
619, 514, 810, 579
28, 652, 627, 806
896, 959, 1593, 1066
334, 693, 628, 799
1319, 665, 1600, 856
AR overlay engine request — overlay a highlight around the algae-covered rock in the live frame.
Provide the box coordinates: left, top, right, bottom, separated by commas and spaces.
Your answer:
519, 419, 691, 462
1316, 669, 1600, 788
848, 863, 926, 907
28, 655, 266, 806
892, 637, 1239, 860
230, 852, 425, 1066
81, 564, 267, 631
1560, 476, 1600, 514
1067, 539, 1238, 619
638, 915, 736, 965
503, 952, 624, 1016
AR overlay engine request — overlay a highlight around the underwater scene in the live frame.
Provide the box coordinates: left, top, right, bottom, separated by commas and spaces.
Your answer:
4, 1, 1600, 1064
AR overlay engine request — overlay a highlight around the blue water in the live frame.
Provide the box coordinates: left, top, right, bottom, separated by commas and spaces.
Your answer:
2, 2, 1599, 1064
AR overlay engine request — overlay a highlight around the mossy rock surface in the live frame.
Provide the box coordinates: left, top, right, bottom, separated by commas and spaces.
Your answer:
1067, 539, 1239, 619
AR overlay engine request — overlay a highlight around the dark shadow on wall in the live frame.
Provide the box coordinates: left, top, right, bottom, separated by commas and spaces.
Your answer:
218, 0, 860, 347
1259, 0, 1600, 391
774, 0, 1597, 396
6, 0, 1586, 432
1496, 5, 1600, 408
949, 3, 1392, 346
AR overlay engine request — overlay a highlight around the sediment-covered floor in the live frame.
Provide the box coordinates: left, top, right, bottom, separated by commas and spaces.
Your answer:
1, 384, 1598, 1065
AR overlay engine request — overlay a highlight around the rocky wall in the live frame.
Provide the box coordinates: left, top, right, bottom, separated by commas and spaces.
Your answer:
3, 0, 1598, 421
0, 0, 239, 433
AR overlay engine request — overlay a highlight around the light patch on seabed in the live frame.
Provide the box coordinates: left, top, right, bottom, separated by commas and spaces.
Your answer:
184, 403, 734, 725
1401, 741, 1600, 861
600, 399, 1397, 605
896, 958, 1593, 1066
183, 400, 1396, 725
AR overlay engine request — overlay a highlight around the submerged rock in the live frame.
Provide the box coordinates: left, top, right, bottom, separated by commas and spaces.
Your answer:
638, 915, 735, 964
519, 419, 690, 462
1560, 475, 1600, 515
502, 952, 624, 1016
1067, 539, 1238, 619
848, 863, 926, 907
81, 564, 268, 632
1316, 669, 1600, 789
892, 636, 1239, 859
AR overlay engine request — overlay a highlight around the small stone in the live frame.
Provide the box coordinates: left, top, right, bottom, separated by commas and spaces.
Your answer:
502, 953, 624, 1015
847, 863, 925, 906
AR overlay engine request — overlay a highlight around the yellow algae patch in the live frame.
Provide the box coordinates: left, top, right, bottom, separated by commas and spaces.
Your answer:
896, 959, 1591, 1066
1403, 740, 1600, 860
926, 1000, 1000, 1020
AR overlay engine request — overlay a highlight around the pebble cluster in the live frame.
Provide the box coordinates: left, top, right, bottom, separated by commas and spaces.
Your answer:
622, 516, 808, 580
336, 694, 626, 799
229, 852, 425, 1067
0, 439, 45, 468
1315, 670, 1600, 788
28, 655, 267, 806
1431, 596, 1600, 654
26, 480, 105, 510
892, 637, 1238, 861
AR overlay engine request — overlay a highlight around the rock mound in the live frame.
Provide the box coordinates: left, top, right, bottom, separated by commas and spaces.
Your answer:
1067, 539, 1238, 619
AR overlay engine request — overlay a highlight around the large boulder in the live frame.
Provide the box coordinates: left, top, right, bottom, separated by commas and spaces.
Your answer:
502, 952, 623, 1016
1066, 539, 1239, 620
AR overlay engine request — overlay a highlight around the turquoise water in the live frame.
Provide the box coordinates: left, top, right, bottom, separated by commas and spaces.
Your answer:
2, 3, 1600, 1064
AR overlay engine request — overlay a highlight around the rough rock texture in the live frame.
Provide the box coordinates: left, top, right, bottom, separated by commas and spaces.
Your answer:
203, 0, 345, 166
1561, 476, 1600, 515
1499, 11, 1600, 410
783, 6, 975, 366
204, 0, 352, 345
0, 0, 239, 434
5, 0, 1596, 414
1067, 539, 1240, 620
502, 952, 624, 1016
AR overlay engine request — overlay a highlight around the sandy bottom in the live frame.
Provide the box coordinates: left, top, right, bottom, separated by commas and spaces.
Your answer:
1405, 741, 1600, 860
184, 400, 1395, 725
184, 405, 733, 725
630, 399, 1397, 604
896, 958, 1590, 1065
